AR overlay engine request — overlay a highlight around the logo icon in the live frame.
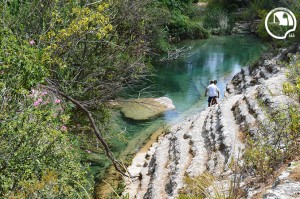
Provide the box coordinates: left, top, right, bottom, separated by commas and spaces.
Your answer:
265, 7, 297, 39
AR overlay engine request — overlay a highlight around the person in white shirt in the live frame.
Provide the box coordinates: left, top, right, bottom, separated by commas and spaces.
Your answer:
205, 80, 220, 107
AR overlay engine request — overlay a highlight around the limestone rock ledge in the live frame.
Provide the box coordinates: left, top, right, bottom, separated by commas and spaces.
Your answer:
123, 45, 300, 199
119, 97, 175, 121
263, 161, 300, 199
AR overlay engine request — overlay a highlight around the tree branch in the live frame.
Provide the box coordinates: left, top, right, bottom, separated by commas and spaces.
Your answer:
42, 85, 130, 177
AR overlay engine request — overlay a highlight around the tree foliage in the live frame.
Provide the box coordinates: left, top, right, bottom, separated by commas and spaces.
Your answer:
0, 0, 144, 196
0, 29, 93, 197
0, 0, 164, 196
0, 0, 212, 197
0, 94, 93, 198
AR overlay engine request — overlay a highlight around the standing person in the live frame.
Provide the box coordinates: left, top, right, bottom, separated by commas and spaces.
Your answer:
205, 80, 220, 107
211, 80, 219, 105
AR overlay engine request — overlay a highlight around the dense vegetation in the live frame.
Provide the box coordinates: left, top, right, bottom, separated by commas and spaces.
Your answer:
178, 1, 300, 198
1, 0, 300, 198
203, 0, 300, 42
0, 0, 210, 197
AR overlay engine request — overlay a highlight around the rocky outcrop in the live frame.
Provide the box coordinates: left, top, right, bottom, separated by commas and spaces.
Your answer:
263, 161, 300, 199
123, 45, 300, 198
232, 20, 261, 34
119, 97, 175, 121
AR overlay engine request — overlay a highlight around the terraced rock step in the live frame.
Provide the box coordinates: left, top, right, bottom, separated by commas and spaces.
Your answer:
124, 94, 246, 198
232, 99, 257, 134
144, 136, 171, 199
123, 46, 299, 199
186, 110, 209, 177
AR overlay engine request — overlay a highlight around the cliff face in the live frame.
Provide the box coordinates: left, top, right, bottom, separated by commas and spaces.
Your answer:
123, 45, 300, 199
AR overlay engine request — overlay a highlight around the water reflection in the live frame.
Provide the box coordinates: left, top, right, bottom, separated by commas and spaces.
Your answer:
153, 35, 266, 122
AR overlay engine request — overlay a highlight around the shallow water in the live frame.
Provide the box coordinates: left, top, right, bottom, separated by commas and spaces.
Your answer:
115, 35, 267, 154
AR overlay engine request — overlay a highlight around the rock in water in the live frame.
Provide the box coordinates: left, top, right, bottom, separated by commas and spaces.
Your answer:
119, 97, 175, 121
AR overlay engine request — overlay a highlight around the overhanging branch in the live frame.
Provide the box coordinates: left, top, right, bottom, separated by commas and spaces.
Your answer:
42, 85, 130, 178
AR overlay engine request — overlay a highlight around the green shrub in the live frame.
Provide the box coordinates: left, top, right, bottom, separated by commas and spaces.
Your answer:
152, 0, 210, 44
0, 98, 94, 198
242, 0, 279, 20
186, 22, 210, 39
168, 11, 209, 41
184, 2, 201, 18
244, 105, 300, 182
256, 19, 273, 42
169, 11, 190, 38
0, 26, 93, 198
202, 4, 233, 35
284, 55, 300, 101
207, 0, 245, 11
292, 13, 300, 42
156, 36, 172, 53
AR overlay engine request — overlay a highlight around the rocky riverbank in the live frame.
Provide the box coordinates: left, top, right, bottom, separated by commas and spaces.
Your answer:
123, 45, 300, 198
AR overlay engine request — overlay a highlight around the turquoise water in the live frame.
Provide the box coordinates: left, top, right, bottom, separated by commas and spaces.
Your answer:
115, 35, 266, 149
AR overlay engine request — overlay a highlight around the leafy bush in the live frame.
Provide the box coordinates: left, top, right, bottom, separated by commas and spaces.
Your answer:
203, 4, 233, 35
284, 54, 300, 101
0, 30, 93, 197
186, 22, 210, 39
169, 11, 191, 39
241, 0, 279, 20
244, 105, 300, 182
168, 11, 209, 40
147, 0, 210, 49
256, 19, 273, 42
0, 95, 93, 198
207, 0, 245, 11
156, 35, 173, 52
0, 28, 48, 91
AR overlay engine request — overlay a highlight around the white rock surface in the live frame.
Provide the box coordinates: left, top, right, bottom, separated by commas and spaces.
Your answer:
263, 161, 300, 199
154, 97, 176, 110
123, 46, 300, 199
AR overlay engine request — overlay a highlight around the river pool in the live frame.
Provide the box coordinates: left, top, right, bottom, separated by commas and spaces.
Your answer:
87, 35, 268, 184
94, 35, 267, 193
115, 35, 266, 148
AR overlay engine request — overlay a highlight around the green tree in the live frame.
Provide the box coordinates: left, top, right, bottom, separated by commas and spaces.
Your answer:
0, 29, 93, 197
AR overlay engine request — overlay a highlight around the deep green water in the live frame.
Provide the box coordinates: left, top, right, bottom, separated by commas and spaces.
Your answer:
152, 35, 267, 120
114, 35, 267, 155
92, 35, 266, 181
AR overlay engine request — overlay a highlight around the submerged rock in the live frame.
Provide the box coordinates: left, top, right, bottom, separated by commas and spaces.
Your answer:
119, 97, 175, 121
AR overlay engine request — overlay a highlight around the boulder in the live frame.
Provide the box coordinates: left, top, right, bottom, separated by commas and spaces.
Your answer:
119, 97, 175, 121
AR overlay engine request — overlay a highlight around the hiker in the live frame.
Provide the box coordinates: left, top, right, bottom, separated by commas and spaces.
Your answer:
211, 80, 219, 105
205, 80, 220, 107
